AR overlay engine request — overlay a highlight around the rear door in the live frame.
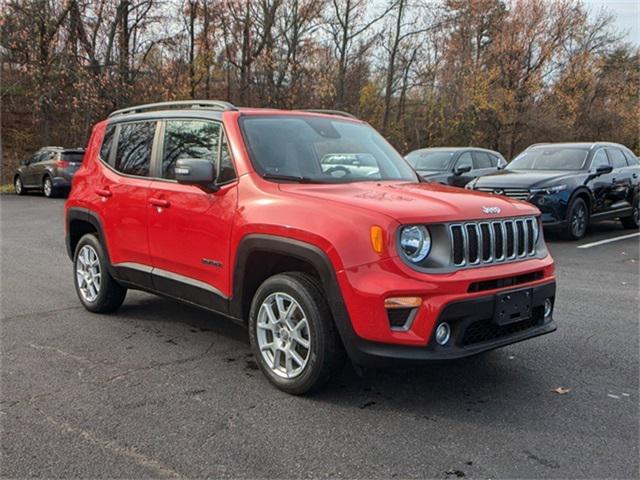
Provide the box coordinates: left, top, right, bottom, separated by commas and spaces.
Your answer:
25, 151, 51, 186
147, 118, 238, 310
93, 121, 155, 287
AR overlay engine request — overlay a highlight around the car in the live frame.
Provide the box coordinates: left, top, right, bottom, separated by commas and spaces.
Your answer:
405, 147, 506, 187
467, 142, 640, 240
14, 146, 85, 198
65, 100, 557, 394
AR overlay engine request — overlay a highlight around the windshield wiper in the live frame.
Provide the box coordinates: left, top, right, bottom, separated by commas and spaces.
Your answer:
262, 173, 318, 183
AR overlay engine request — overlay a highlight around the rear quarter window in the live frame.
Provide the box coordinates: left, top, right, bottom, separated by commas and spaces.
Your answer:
100, 125, 116, 163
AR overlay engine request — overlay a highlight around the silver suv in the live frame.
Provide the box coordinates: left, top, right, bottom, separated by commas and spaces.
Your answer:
14, 147, 85, 198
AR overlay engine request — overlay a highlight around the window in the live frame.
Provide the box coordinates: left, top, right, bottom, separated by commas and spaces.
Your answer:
405, 151, 455, 171
606, 149, 627, 169
473, 151, 493, 169
162, 120, 220, 180
590, 149, 609, 170
622, 149, 639, 166
456, 152, 473, 169
61, 151, 85, 163
114, 122, 156, 176
507, 148, 588, 171
218, 133, 236, 183
100, 125, 116, 163
241, 116, 417, 183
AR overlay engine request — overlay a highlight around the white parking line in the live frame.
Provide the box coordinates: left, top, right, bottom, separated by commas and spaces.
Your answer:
577, 232, 640, 249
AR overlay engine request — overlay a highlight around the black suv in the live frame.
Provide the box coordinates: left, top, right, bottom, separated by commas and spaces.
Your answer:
14, 147, 85, 198
405, 147, 506, 188
468, 142, 640, 239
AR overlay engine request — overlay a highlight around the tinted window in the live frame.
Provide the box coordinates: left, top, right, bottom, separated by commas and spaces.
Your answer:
405, 150, 455, 171
508, 148, 588, 170
457, 152, 473, 169
241, 116, 417, 183
473, 151, 493, 169
100, 125, 116, 163
607, 149, 627, 169
162, 120, 220, 180
62, 152, 85, 162
590, 149, 609, 169
114, 122, 156, 176
218, 133, 236, 183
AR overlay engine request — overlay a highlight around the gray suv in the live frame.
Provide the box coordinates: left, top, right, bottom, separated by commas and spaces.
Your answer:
14, 147, 85, 198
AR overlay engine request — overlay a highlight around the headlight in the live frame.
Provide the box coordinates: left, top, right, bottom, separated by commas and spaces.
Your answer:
399, 225, 431, 263
530, 184, 567, 195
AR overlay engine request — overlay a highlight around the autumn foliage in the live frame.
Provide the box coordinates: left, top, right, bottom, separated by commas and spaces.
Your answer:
1, 0, 638, 182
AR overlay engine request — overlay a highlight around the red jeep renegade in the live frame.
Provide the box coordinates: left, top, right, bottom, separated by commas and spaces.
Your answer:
65, 101, 557, 393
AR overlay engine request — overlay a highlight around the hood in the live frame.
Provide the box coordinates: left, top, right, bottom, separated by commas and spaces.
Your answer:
474, 169, 578, 188
278, 181, 538, 224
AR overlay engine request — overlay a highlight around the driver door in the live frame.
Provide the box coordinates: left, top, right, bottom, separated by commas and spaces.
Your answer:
450, 151, 475, 187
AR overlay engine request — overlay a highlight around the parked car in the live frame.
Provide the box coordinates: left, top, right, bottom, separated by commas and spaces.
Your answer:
65, 100, 557, 394
405, 147, 506, 187
467, 142, 640, 240
14, 146, 85, 197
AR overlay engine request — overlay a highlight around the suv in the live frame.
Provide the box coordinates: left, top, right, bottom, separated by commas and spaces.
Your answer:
65, 101, 557, 394
14, 147, 85, 197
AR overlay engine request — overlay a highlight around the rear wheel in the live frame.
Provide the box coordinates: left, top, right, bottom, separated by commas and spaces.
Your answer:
73, 234, 127, 313
43, 176, 56, 198
248, 273, 345, 394
14, 176, 25, 195
563, 197, 589, 240
620, 195, 639, 229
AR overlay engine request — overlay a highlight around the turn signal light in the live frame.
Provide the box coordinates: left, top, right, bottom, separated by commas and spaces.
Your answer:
384, 296, 422, 309
370, 226, 384, 253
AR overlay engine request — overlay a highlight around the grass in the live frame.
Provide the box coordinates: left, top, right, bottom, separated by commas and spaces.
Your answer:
0, 184, 15, 194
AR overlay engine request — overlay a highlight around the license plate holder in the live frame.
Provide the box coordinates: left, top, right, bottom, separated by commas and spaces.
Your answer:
495, 288, 532, 326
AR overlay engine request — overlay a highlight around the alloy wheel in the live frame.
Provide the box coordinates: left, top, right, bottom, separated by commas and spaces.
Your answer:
571, 204, 586, 237
43, 178, 53, 197
14, 177, 22, 195
256, 292, 311, 379
76, 245, 101, 302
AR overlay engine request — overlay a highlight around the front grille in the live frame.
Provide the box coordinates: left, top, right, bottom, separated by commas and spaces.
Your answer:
461, 311, 543, 346
477, 187, 530, 200
449, 217, 538, 267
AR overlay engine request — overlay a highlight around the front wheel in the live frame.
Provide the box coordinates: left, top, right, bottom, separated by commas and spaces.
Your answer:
248, 273, 345, 394
563, 197, 589, 240
620, 195, 639, 229
14, 176, 25, 195
73, 234, 127, 313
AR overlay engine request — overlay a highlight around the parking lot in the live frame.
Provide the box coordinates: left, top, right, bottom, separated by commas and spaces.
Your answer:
1, 194, 638, 478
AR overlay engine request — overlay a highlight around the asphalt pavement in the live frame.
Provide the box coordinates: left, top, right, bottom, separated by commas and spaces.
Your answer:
1, 193, 638, 479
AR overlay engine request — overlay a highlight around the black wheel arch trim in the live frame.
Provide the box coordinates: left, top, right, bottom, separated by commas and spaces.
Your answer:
231, 234, 361, 360
567, 187, 593, 216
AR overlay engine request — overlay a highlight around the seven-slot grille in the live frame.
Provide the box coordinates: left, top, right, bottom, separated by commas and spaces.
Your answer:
449, 217, 538, 267
476, 187, 530, 200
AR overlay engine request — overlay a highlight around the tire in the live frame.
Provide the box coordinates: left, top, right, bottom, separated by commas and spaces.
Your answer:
620, 195, 639, 230
14, 176, 26, 195
248, 272, 345, 394
43, 176, 57, 198
562, 197, 589, 240
73, 234, 127, 313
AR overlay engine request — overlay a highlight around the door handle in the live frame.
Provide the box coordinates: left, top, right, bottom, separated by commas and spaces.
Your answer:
95, 188, 112, 198
149, 198, 170, 208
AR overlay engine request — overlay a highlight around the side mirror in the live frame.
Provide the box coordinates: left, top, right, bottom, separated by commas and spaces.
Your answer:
175, 158, 218, 191
454, 165, 472, 176
595, 165, 613, 175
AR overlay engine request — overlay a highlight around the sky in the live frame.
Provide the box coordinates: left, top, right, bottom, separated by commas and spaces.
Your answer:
582, 0, 639, 45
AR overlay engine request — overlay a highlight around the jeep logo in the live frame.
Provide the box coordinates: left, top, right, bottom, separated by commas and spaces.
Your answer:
482, 206, 502, 214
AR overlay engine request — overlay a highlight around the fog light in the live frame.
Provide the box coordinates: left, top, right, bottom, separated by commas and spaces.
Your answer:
544, 298, 553, 318
435, 322, 451, 345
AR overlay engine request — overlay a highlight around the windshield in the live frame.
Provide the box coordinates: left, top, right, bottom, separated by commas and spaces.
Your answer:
241, 116, 418, 183
507, 148, 588, 171
405, 150, 455, 171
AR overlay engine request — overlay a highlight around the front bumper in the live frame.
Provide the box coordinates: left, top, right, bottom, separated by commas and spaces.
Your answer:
341, 281, 556, 367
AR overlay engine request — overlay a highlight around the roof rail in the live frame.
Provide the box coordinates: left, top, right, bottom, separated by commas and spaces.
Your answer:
108, 100, 238, 118
303, 109, 357, 119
